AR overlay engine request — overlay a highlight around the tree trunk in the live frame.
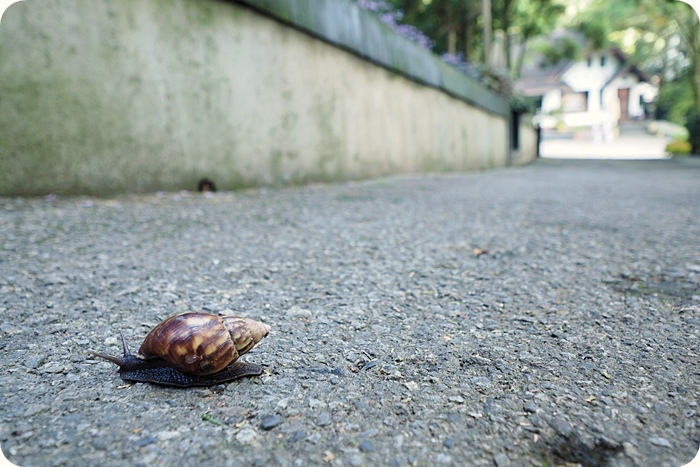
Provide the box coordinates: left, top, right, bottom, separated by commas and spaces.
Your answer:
448, 28, 457, 55
674, 8, 700, 153
692, 58, 700, 116
464, 21, 471, 60
502, 0, 513, 75
505, 31, 512, 75
482, 0, 492, 64
683, 16, 700, 115
464, 2, 472, 61
514, 38, 527, 79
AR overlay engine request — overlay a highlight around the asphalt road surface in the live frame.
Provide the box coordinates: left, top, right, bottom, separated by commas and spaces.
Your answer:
1, 158, 699, 466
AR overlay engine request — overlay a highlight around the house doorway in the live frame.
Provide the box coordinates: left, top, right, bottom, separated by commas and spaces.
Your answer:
618, 88, 630, 120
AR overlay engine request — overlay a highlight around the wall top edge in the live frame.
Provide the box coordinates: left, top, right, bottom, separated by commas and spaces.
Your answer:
230, 0, 510, 117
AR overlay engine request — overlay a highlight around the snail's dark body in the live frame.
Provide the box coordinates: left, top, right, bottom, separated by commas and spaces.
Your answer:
93, 312, 270, 388
119, 362, 263, 388
97, 334, 264, 387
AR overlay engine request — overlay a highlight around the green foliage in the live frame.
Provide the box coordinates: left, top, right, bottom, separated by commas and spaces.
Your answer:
510, 94, 538, 113
475, 63, 513, 93
538, 36, 581, 67
665, 139, 691, 156
512, 0, 565, 38
387, 0, 479, 57
686, 112, 700, 155
578, 21, 608, 50
657, 71, 695, 125
387, 0, 564, 74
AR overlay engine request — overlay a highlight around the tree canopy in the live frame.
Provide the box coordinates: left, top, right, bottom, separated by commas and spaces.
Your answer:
356, 0, 699, 132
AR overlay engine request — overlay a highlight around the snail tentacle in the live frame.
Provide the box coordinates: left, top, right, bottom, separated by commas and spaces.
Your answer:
90, 351, 124, 366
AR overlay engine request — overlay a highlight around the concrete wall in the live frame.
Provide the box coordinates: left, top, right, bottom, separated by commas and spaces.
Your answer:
0, 0, 534, 196
517, 117, 539, 164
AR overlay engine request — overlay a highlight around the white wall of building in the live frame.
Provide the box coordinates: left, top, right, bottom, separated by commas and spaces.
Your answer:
537, 51, 648, 130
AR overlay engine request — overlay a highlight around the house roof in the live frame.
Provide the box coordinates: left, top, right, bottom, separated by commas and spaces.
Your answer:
515, 60, 573, 96
515, 30, 582, 96
515, 31, 648, 97
604, 50, 649, 86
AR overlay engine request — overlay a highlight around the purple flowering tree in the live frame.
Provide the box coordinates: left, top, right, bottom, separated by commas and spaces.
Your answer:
354, 0, 433, 51
352, 0, 501, 90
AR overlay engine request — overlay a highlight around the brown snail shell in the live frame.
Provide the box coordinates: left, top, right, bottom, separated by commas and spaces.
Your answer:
138, 312, 270, 375
93, 312, 271, 387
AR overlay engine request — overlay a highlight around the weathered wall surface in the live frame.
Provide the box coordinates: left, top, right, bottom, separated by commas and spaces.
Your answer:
516, 119, 539, 165
0, 0, 533, 196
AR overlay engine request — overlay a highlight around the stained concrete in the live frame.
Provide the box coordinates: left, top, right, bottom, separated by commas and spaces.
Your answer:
0, 0, 534, 196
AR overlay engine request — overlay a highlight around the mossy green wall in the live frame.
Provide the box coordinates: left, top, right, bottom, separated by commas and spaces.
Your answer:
0, 0, 532, 196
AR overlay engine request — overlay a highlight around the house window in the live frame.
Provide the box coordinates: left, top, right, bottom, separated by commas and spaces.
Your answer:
562, 91, 588, 112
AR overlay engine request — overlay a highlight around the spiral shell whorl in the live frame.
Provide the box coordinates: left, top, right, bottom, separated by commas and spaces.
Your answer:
223, 316, 272, 356
137, 312, 270, 376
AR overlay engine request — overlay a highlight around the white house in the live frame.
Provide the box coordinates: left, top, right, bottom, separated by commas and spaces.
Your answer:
516, 36, 655, 137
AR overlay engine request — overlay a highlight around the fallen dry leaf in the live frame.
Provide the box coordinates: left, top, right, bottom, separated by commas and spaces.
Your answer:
473, 247, 488, 256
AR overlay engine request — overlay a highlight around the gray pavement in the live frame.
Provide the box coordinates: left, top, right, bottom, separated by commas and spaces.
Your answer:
1, 158, 699, 466
539, 121, 674, 160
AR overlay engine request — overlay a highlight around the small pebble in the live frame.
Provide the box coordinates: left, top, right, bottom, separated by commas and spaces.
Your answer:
435, 453, 452, 464
259, 415, 283, 431
156, 431, 180, 441
276, 398, 289, 410
523, 402, 538, 413
23, 404, 47, 417
648, 436, 672, 448
286, 306, 312, 319
235, 428, 259, 446
24, 356, 43, 369
288, 431, 306, 443
549, 417, 573, 437
92, 437, 109, 450
494, 453, 511, 467
443, 438, 454, 449
316, 412, 332, 427
360, 428, 379, 438
404, 381, 419, 391
530, 415, 545, 428
309, 399, 327, 410
134, 436, 157, 448
358, 439, 375, 452
41, 362, 65, 374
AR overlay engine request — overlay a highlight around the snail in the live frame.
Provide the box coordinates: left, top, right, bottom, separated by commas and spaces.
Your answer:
92, 312, 271, 388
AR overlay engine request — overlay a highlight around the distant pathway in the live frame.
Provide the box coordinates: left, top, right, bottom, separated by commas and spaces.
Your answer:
540, 121, 672, 159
